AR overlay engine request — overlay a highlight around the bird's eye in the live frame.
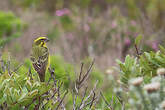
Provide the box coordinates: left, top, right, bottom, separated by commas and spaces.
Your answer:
30, 57, 36, 62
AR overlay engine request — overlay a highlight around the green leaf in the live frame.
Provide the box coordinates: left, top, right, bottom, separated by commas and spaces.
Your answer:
18, 87, 28, 102
0, 93, 7, 104
28, 89, 38, 97
159, 45, 165, 54
135, 34, 142, 45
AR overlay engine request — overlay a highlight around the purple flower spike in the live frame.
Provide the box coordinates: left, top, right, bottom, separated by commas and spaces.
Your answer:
131, 20, 136, 26
55, 8, 70, 16
152, 42, 158, 51
84, 24, 90, 32
124, 37, 131, 46
111, 21, 117, 29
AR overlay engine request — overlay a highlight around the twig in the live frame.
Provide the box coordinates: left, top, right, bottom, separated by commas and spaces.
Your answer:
72, 90, 76, 110
12, 63, 24, 73
122, 102, 125, 110
78, 63, 84, 82
85, 95, 97, 108
57, 81, 63, 99
24, 91, 48, 110
78, 86, 88, 108
111, 95, 114, 108
79, 80, 98, 110
47, 67, 57, 86
55, 90, 68, 110
7, 60, 11, 76
78, 59, 95, 86
89, 91, 96, 108
100, 91, 114, 110
28, 67, 33, 80
134, 44, 141, 58
72, 59, 96, 110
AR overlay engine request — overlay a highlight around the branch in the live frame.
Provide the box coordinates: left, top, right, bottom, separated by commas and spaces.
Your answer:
89, 91, 96, 108
100, 91, 114, 110
12, 63, 24, 73
28, 67, 33, 80
78, 59, 95, 87
72, 59, 96, 110
55, 90, 68, 110
79, 80, 98, 110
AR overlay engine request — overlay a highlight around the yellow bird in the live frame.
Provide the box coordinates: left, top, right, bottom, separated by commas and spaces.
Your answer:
30, 37, 50, 82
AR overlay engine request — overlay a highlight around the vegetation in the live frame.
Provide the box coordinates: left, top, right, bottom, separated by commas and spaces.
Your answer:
0, 0, 165, 109
0, 11, 26, 47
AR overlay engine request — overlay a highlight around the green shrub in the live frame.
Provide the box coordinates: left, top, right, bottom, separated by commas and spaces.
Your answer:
0, 53, 109, 109
0, 11, 26, 47
115, 45, 165, 109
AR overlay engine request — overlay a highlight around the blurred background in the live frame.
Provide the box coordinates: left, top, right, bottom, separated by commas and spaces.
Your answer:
1, 0, 165, 70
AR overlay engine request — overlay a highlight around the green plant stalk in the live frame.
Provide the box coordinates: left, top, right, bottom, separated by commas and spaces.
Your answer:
160, 76, 164, 101
148, 94, 156, 109
136, 87, 150, 110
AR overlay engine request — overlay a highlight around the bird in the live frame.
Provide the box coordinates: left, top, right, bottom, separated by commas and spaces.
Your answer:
30, 37, 50, 82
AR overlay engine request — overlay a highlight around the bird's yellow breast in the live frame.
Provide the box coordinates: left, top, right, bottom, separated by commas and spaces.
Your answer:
31, 46, 49, 62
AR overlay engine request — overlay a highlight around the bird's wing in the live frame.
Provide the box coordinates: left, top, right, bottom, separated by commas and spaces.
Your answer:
31, 46, 49, 81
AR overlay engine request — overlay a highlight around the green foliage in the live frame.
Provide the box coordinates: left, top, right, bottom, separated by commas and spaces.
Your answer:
47, 27, 60, 41
127, 75, 165, 110
12, 0, 40, 8
0, 63, 52, 109
135, 34, 142, 45
0, 11, 26, 47
115, 45, 165, 109
59, 16, 74, 31
116, 55, 141, 84
117, 46, 165, 84
46, 55, 75, 88
0, 54, 109, 109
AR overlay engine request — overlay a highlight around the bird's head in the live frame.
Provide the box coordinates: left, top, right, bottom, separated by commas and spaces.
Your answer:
33, 37, 49, 47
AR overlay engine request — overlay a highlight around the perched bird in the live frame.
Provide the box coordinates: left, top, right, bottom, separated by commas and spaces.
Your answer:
30, 37, 49, 82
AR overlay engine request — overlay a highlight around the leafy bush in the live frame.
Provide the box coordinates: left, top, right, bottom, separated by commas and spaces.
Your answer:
113, 45, 165, 109
0, 11, 26, 47
2, 44, 165, 109
0, 54, 108, 109
117, 45, 165, 84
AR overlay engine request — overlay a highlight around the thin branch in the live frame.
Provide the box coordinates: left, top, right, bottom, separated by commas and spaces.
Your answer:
55, 90, 68, 110
122, 102, 125, 110
78, 86, 88, 109
7, 60, 11, 76
0, 60, 5, 72
78, 63, 84, 82
72, 90, 76, 110
57, 81, 63, 99
72, 60, 96, 110
79, 80, 98, 110
47, 67, 57, 86
89, 91, 96, 108
100, 91, 114, 110
12, 63, 24, 73
134, 44, 142, 58
79, 59, 95, 86
28, 67, 33, 80
111, 95, 114, 108
24, 91, 48, 110
84, 96, 97, 108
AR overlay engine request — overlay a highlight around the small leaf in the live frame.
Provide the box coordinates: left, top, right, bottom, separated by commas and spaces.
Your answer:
18, 87, 28, 102
159, 45, 165, 54
135, 34, 142, 45
0, 93, 7, 104
28, 89, 38, 97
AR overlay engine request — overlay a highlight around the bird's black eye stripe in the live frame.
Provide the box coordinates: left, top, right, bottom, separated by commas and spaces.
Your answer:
30, 57, 36, 62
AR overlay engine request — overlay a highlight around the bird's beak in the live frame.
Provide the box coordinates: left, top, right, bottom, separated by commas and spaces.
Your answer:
45, 38, 49, 42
